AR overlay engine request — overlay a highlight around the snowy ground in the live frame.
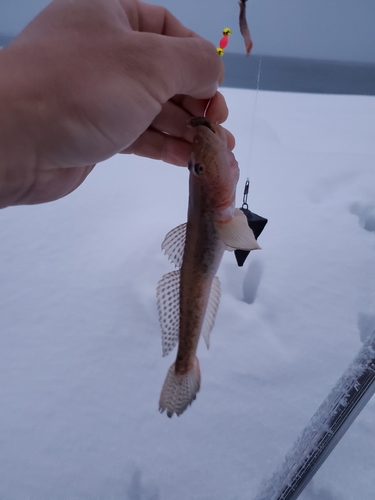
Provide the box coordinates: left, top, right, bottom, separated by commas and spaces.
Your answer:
1, 88, 375, 500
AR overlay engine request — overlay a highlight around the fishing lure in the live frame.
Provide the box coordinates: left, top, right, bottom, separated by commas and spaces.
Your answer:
216, 27, 231, 56
239, 0, 253, 56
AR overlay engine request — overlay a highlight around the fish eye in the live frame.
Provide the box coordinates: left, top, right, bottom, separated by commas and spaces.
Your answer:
194, 163, 204, 175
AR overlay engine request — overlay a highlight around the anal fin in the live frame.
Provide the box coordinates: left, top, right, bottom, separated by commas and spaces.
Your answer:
201, 276, 221, 349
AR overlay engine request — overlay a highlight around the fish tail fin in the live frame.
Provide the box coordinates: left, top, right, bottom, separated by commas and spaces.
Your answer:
159, 357, 201, 418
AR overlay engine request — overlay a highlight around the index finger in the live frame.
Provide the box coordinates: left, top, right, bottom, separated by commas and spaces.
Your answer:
128, 0, 200, 38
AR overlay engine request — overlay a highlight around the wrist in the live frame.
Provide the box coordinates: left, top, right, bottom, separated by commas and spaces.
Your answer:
0, 46, 41, 208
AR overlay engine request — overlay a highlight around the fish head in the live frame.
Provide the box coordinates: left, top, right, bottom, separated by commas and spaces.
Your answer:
188, 118, 239, 212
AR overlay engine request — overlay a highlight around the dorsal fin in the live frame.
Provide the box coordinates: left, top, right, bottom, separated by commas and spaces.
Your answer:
157, 269, 221, 356
156, 270, 180, 357
161, 223, 187, 269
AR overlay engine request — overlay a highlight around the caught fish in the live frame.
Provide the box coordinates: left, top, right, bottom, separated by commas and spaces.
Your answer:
157, 117, 259, 418
239, 0, 253, 56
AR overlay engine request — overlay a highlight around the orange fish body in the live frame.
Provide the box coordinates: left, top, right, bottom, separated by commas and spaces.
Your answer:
157, 118, 259, 417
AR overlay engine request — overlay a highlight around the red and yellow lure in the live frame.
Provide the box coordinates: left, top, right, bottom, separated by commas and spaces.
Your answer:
216, 1, 253, 58
216, 27, 232, 57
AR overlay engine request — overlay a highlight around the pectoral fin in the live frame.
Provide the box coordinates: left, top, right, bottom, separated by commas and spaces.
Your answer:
215, 209, 260, 251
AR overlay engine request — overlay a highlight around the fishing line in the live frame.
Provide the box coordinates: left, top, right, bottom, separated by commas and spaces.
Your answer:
246, 55, 262, 173
234, 57, 268, 268
213, 5, 267, 267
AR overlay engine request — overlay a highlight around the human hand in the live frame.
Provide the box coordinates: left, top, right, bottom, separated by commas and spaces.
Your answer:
0, 0, 234, 207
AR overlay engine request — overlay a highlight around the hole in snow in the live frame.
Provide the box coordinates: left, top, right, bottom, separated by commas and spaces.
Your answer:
350, 202, 375, 234
127, 469, 159, 500
243, 258, 263, 304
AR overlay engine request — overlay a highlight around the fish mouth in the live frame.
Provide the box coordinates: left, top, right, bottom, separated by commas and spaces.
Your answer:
188, 117, 229, 168
188, 117, 214, 132
188, 117, 227, 145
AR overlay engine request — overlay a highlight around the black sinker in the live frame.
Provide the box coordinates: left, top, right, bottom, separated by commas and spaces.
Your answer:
234, 208, 268, 267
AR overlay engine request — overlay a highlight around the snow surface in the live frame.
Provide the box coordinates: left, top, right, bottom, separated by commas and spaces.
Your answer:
0, 89, 375, 500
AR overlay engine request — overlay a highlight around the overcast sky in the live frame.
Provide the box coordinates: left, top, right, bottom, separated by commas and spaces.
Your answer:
1, 0, 374, 63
